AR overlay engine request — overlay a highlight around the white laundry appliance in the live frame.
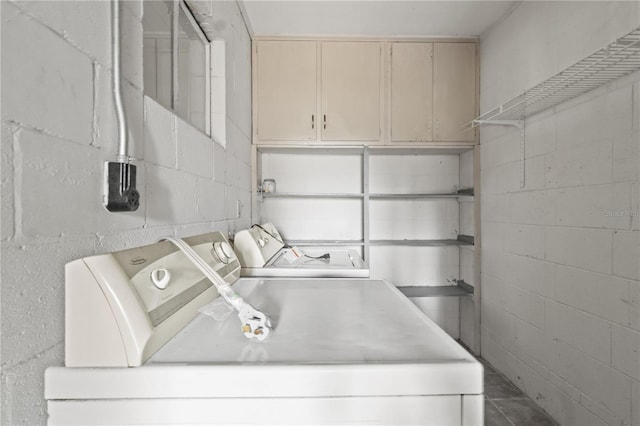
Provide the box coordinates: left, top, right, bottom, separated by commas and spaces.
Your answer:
233, 222, 369, 278
45, 231, 483, 425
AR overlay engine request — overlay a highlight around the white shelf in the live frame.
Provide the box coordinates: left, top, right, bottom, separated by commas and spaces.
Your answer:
260, 192, 364, 199
371, 236, 474, 247
469, 26, 640, 126
287, 240, 365, 247
397, 280, 474, 297
370, 189, 473, 199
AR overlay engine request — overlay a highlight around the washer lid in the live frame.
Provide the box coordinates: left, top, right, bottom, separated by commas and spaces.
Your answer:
148, 279, 472, 364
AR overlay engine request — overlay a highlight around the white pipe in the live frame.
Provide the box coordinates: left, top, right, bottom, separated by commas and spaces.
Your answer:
112, 0, 128, 163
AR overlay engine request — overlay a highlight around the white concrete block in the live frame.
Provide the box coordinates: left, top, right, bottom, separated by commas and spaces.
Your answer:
13, 0, 111, 67
238, 188, 251, 221
480, 132, 520, 169
557, 341, 633, 424
556, 265, 632, 327
2, 123, 16, 240
633, 183, 640, 231
502, 253, 556, 299
556, 184, 632, 230
225, 151, 239, 188
546, 301, 612, 364
480, 273, 507, 308
503, 223, 545, 259
1, 238, 93, 367
144, 96, 176, 168
0, 342, 63, 425
555, 2, 640, 72
545, 227, 612, 274
613, 131, 640, 183
635, 79, 640, 132
410, 297, 459, 339
511, 315, 557, 371
612, 325, 640, 381
145, 164, 199, 227
480, 193, 506, 224
176, 116, 214, 179
195, 178, 223, 222
95, 65, 144, 160
545, 381, 608, 426
613, 230, 640, 281
480, 165, 501, 195
523, 154, 546, 191
224, 184, 238, 220
545, 140, 613, 188
237, 160, 251, 192
17, 129, 145, 237
1, 2, 93, 144
524, 112, 557, 159
556, 84, 633, 152
504, 284, 546, 329
633, 380, 640, 426
505, 190, 556, 226
479, 221, 502, 251
500, 161, 523, 194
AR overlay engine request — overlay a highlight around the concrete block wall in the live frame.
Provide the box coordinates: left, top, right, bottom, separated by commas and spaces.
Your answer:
0, 1, 252, 424
480, 2, 640, 425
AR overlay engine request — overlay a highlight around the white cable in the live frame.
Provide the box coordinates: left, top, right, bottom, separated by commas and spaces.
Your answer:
112, 0, 128, 163
161, 236, 271, 341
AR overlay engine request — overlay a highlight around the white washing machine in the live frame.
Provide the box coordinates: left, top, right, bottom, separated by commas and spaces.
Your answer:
233, 223, 369, 278
45, 231, 483, 425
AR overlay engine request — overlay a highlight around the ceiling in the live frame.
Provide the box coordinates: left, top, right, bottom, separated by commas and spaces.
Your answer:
240, 1, 519, 38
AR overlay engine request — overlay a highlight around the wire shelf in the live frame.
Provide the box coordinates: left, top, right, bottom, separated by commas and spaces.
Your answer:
468, 26, 640, 127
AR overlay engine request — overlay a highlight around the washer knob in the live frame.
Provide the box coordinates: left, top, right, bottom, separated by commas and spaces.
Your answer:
150, 268, 171, 290
213, 241, 234, 264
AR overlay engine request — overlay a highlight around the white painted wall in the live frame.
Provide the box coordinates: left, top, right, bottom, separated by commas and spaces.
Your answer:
479, 2, 640, 425
0, 1, 252, 423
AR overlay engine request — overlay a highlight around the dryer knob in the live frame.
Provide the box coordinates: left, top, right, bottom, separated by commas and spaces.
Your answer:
213, 241, 234, 264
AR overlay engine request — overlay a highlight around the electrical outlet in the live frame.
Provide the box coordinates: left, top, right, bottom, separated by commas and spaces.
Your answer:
103, 161, 140, 212
236, 200, 242, 218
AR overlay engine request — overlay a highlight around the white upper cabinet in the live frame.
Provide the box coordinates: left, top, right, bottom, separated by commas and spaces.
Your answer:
255, 41, 317, 141
253, 39, 477, 145
321, 42, 382, 142
390, 42, 434, 142
433, 43, 477, 142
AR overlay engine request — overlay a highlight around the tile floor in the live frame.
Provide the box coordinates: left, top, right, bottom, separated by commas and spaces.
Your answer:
480, 358, 557, 425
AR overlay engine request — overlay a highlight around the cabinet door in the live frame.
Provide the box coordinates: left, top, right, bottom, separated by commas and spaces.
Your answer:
321, 42, 381, 141
433, 43, 477, 142
390, 42, 433, 142
255, 41, 317, 141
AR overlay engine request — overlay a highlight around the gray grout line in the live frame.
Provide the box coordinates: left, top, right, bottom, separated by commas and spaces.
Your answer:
487, 398, 517, 426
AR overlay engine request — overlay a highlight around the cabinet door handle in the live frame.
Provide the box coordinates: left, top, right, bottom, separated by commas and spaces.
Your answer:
311, 114, 315, 129
323, 114, 327, 130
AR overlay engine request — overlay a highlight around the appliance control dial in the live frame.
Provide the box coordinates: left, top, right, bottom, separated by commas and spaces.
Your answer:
213, 241, 234, 264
